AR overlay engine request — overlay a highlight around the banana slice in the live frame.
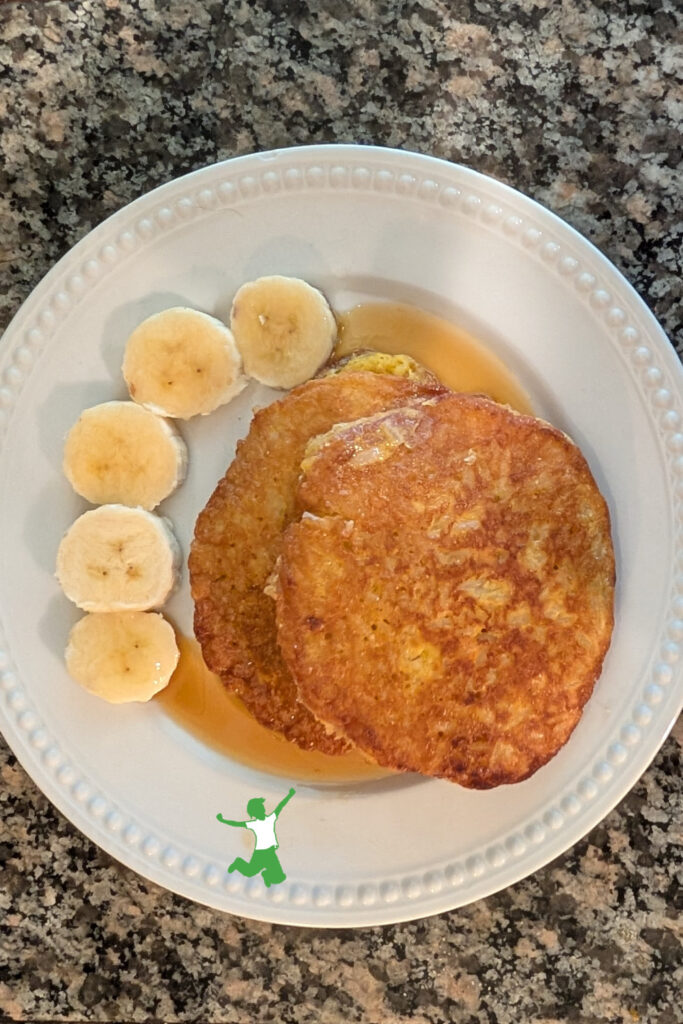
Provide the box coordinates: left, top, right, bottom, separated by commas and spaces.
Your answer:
65, 611, 179, 703
56, 505, 180, 612
63, 401, 187, 510
122, 307, 246, 419
230, 276, 337, 389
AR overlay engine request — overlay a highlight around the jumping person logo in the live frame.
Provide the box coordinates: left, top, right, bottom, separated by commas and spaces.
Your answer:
216, 787, 295, 888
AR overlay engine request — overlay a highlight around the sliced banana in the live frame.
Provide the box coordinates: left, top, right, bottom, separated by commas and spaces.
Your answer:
65, 611, 179, 703
122, 307, 246, 419
230, 275, 337, 389
63, 401, 187, 510
56, 504, 181, 612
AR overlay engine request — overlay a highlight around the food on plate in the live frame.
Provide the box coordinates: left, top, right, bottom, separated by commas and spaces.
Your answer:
317, 348, 439, 384
230, 276, 336, 389
56, 271, 614, 790
63, 400, 188, 510
274, 393, 616, 788
56, 504, 181, 613
157, 633, 392, 782
123, 307, 245, 418
66, 611, 179, 702
189, 368, 446, 754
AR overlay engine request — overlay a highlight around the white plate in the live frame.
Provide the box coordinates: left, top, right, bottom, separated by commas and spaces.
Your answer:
0, 145, 681, 927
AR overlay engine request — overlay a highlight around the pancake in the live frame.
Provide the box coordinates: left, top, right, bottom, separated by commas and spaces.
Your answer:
189, 370, 445, 753
317, 349, 439, 383
275, 393, 616, 786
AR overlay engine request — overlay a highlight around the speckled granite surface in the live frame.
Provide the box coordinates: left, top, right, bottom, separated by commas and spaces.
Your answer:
0, 1, 681, 1021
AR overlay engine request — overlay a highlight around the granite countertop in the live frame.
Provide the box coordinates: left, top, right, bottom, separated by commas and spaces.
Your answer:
0, 1, 681, 1022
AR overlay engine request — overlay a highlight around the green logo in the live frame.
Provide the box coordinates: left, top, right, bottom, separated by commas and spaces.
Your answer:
216, 787, 295, 888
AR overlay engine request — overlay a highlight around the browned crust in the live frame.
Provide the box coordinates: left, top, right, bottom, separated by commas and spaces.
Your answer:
275, 393, 616, 785
189, 371, 446, 753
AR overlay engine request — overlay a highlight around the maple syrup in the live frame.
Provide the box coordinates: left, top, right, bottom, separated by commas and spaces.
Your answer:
336, 302, 532, 413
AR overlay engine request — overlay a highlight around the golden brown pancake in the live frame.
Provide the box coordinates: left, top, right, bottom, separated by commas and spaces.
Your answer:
189, 370, 445, 753
275, 393, 616, 786
317, 349, 439, 384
